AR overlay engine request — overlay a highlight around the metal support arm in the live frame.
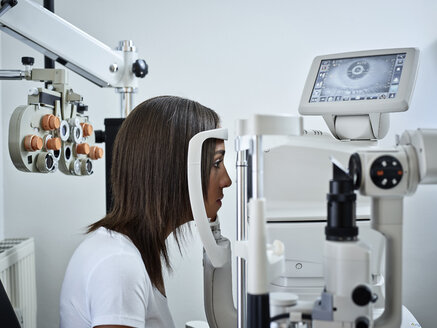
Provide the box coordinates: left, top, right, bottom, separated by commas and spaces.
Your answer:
0, 70, 26, 79
0, 0, 146, 89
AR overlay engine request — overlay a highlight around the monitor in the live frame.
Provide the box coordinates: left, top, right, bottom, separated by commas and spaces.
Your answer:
299, 48, 419, 115
298, 48, 419, 140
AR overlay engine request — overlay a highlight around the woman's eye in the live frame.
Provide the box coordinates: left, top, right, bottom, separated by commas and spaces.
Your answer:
213, 159, 223, 168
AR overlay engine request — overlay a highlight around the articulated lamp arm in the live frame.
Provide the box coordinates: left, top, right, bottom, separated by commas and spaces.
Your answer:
0, 0, 147, 88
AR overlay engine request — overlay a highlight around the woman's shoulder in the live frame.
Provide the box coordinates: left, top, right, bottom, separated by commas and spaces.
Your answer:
82, 227, 140, 257
68, 227, 146, 280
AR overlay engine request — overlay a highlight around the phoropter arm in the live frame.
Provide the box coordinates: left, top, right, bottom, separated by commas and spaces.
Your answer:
0, 0, 147, 88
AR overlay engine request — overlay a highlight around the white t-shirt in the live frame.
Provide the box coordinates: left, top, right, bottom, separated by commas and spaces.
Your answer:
60, 227, 176, 328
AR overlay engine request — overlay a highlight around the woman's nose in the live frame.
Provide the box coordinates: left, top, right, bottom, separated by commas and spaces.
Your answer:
221, 167, 232, 188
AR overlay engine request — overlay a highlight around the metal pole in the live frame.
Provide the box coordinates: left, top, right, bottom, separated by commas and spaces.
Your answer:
236, 149, 248, 328
115, 40, 138, 117
117, 87, 135, 117
247, 135, 270, 328
0, 70, 25, 79
239, 135, 264, 328
43, 0, 55, 89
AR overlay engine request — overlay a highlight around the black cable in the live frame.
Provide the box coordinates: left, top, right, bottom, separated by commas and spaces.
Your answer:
270, 313, 289, 322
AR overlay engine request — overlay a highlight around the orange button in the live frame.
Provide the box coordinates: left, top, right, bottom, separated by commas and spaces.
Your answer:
41, 114, 60, 130
76, 143, 90, 155
81, 123, 93, 137
50, 115, 61, 129
89, 146, 104, 160
398, 170, 403, 176
377, 170, 384, 176
47, 137, 61, 151
24, 135, 43, 151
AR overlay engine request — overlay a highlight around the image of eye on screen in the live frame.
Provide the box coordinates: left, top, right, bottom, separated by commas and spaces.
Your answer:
309, 53, 406, 103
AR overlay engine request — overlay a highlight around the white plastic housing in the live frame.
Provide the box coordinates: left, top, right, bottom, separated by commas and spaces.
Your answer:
247, 198, 269, 295
299, 48, 419, 116
187, 128, 228, 268
356, 149, 418, 197
235, 114, 303, 137
299, 48, 419, 140
203, 234, 237, 328
400, 129, 437, 184
324, 241, 372, 323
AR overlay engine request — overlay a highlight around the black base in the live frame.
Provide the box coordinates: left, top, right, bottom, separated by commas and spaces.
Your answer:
247, 293, 270, 328
103, 118, 125, 213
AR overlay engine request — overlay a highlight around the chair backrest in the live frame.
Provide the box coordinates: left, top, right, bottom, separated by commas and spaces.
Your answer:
0, 279, 21, 328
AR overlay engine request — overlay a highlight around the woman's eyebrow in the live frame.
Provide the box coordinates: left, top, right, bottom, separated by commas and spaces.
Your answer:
215, 150, 225, 156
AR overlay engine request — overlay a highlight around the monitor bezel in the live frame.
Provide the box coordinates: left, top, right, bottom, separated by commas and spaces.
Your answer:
298, 48, 419, 115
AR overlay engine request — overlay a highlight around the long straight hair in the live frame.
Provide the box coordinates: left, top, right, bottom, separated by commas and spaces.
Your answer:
88, 96, 219, 290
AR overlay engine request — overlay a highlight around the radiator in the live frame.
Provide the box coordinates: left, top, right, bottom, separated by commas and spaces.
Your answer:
0, 238, 37, 328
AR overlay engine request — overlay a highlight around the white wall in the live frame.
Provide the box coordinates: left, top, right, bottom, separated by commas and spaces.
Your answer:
1, 0, 437, 327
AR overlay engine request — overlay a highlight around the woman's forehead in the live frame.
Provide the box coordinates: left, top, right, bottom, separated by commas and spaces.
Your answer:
215, 140, 225, 150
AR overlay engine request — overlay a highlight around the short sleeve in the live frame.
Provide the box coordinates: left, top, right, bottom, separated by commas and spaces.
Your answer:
86, 253, 149, 328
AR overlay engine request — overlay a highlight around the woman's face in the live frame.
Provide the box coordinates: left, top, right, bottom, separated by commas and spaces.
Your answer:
205, 140, 232, 220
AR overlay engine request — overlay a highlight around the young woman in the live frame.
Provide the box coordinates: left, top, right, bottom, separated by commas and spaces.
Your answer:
60, 96, 232, 328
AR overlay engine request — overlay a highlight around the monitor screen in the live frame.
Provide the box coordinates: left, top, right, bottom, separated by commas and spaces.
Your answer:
309, 53, 406, 103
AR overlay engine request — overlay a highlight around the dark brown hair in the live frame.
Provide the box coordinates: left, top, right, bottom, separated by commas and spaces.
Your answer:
88, 96, 219, 291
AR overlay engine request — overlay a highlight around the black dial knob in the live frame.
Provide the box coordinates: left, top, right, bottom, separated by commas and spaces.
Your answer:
132, 59, 148, 78
352, 285, 372, 306
94, 130, 105, 144
22, 57, 35, 66
355, 317, 370, 328
76, 103, 88, 114
5, 0, 18, 8
348, 153, 362, 190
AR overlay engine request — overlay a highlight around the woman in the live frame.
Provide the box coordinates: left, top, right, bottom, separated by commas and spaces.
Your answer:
60, 96, 232, 328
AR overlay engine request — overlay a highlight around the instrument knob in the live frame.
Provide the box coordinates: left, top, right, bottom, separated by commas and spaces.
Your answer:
77, 103, 88, 114
352, 285, 372, 306
76, 143, 90, 155
81, 123, 94, 137
24, 135, 43, 151
132, 59, 148, 78
21, 56, 35, 66
355, 317, 370, 328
